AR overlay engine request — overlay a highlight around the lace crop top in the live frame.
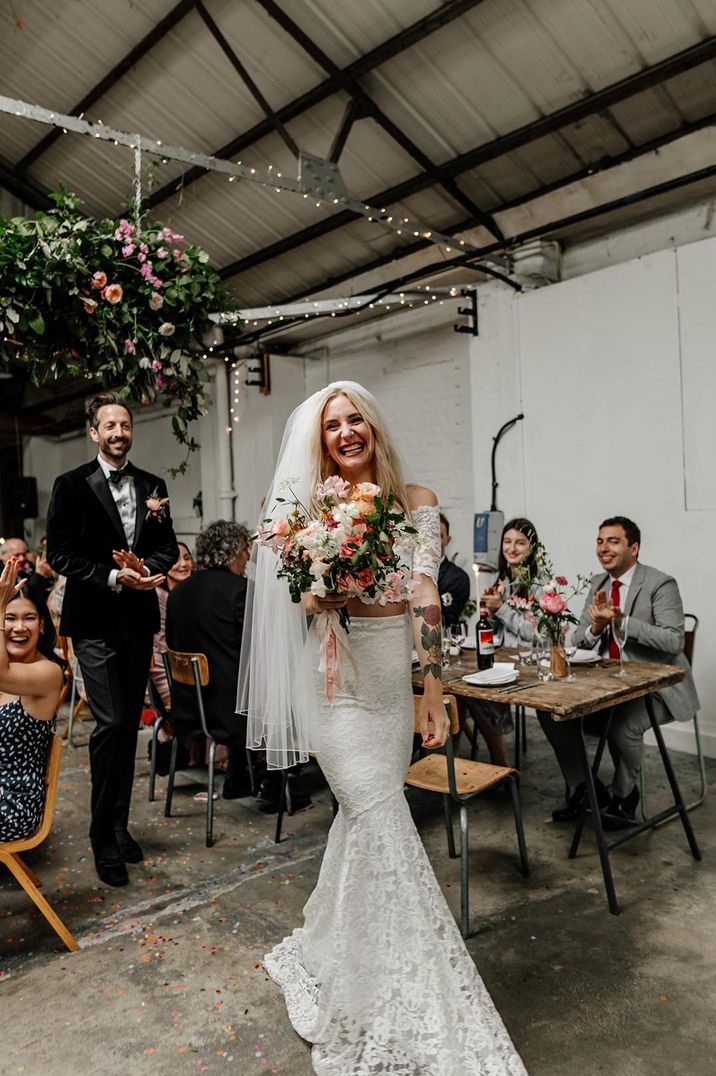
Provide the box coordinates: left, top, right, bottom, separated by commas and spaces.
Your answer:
409, 504, 441, 585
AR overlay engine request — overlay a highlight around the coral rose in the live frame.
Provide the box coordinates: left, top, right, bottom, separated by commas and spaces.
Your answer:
91, 271, 107, 289
104, 283, 123, 304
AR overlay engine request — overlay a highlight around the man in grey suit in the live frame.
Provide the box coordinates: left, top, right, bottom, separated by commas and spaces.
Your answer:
539, 516, 699, 829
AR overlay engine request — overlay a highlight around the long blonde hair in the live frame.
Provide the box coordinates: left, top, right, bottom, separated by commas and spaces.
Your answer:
309, 382, 410, 517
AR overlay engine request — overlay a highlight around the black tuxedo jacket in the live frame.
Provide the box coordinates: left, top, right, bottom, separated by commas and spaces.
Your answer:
438, 557, 471, 628
46, 459, 179, 639
165, 568, 246, 742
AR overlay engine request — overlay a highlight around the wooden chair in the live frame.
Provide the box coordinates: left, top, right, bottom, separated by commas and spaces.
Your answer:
640, 613, 706, 817
406, 695, 529, 939
162, 650, 256, 847
0, 734, 79, 953
146, 674, 170, 803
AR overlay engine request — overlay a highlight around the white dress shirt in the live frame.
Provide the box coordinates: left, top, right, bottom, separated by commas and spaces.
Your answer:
97, 454, 136, 588
585, 562, 637, 650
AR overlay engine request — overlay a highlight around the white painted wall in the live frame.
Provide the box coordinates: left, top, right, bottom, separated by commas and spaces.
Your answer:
470, 239, 716, 758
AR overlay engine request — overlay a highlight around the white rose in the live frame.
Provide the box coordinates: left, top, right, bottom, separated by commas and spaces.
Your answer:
158, 322, 175, 336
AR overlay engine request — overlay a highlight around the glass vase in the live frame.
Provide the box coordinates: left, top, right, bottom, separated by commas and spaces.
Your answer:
550, 641, 568, 679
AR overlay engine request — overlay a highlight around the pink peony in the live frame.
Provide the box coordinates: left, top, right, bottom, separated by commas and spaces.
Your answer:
91, 271, 107, 289
316, 475, 352, 500
149, 291, 164, 310
104, 283, 123, 304
539, 592, 567, 615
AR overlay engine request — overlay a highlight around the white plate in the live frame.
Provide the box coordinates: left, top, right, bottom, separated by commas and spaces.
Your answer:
571, 648, 601, 665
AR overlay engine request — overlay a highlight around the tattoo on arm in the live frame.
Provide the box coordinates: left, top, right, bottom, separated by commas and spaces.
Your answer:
413, 604, 442, 682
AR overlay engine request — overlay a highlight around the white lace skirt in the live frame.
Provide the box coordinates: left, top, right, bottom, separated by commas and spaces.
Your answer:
265, 615, 528, 1076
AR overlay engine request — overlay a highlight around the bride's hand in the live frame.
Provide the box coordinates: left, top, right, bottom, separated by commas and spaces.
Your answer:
419, 694, 450, 749
304, 592, 350, 615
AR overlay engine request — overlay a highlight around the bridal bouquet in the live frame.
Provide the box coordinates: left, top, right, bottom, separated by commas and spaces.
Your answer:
256, 476, 418, 698
509, 543, 589, 644
257, 475, 418, 625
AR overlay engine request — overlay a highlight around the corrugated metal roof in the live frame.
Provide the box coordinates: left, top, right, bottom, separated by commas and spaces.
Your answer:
2, 0, 716, 342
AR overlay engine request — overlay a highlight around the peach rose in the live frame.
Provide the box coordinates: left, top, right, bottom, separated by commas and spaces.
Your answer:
91, 271, 107, 289
104, 283, 123, 304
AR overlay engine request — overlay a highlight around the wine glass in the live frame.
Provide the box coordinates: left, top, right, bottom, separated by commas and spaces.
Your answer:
562, 629, 577, 683
611, 615, 629, 677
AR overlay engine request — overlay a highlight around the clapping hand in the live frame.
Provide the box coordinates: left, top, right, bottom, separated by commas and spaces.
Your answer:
589, 589, 622, 635
113, 548, 164, 591
483, 582, 504, 615
0, 558, 26, 609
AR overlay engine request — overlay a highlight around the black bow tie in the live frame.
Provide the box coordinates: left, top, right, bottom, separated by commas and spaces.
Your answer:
108, 469, 129, 486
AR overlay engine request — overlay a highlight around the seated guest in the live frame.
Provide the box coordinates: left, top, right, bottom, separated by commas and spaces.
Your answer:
538, 516, 699, 828
0, 558, 64, 842
165, 521, 253, 799
484, 518, 540, 648
437, 514, 470, 627
468, 518, 540, 766
151, 541, 194, 709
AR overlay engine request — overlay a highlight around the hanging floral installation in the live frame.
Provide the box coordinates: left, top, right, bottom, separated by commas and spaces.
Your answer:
0, 185, 233, 460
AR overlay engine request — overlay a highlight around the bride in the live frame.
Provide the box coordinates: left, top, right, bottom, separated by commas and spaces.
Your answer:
238, 381, 528, 1075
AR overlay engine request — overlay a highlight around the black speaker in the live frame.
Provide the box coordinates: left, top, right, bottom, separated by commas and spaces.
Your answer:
9, 477, 38, 518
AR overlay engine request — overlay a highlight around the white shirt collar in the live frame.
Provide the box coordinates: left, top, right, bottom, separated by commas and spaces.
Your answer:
609, 563, 637, 589
97, 453, 129, 479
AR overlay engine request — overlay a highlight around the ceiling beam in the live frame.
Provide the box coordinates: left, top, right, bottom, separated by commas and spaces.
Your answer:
276, 108, 716, 303
143, 0, 487, 210
254, 0, 504, 241
0, 155, 52, 210
15, 0, 196, 173
218, 35, 716, 280
194, 0, 299, 157
230, 157, 716, 348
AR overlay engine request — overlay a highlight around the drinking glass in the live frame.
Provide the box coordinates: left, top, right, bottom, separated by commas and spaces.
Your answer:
563, 632, 577, 683
450, 624, 467, 649
535, 629, 553, 682
611, 615, 628, 677
441, 634, 452, 669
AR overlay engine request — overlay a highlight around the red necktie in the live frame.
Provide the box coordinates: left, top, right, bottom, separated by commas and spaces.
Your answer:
608, 579, 622, 659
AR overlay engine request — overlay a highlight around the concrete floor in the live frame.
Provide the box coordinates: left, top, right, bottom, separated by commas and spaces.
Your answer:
1, 708, 714, 1076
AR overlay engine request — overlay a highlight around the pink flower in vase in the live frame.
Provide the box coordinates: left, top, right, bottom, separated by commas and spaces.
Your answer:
555, 575, 568, 586
539, 592, 567, 615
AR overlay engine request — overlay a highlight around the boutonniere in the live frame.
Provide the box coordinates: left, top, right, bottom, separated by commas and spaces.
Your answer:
145, 487, 170, 521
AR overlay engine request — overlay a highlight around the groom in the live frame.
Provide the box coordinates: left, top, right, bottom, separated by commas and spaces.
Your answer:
47, 392, 178, 886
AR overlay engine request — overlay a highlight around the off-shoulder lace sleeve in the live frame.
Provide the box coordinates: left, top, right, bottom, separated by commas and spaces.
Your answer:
411, 505, 441, 584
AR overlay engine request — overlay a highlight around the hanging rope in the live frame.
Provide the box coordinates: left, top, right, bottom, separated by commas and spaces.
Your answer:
133, 137, 142, 227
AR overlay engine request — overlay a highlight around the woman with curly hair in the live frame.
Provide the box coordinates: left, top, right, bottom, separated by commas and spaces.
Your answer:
165, 521, 252, 799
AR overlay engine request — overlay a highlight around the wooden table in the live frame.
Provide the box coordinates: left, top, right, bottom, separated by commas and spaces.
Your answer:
413, 650, 702, 914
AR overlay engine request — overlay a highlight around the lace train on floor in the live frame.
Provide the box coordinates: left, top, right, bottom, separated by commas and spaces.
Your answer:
265, 616, 528, 1075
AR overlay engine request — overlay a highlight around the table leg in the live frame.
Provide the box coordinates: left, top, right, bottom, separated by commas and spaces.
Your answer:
646, 696, 702, 861
567, 714, 620, 916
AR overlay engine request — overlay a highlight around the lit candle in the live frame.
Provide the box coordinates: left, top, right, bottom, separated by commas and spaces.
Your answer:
472, 563, 481, 600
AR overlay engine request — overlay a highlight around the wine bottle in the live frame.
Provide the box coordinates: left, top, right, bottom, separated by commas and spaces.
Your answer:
476, 599, 495, 671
